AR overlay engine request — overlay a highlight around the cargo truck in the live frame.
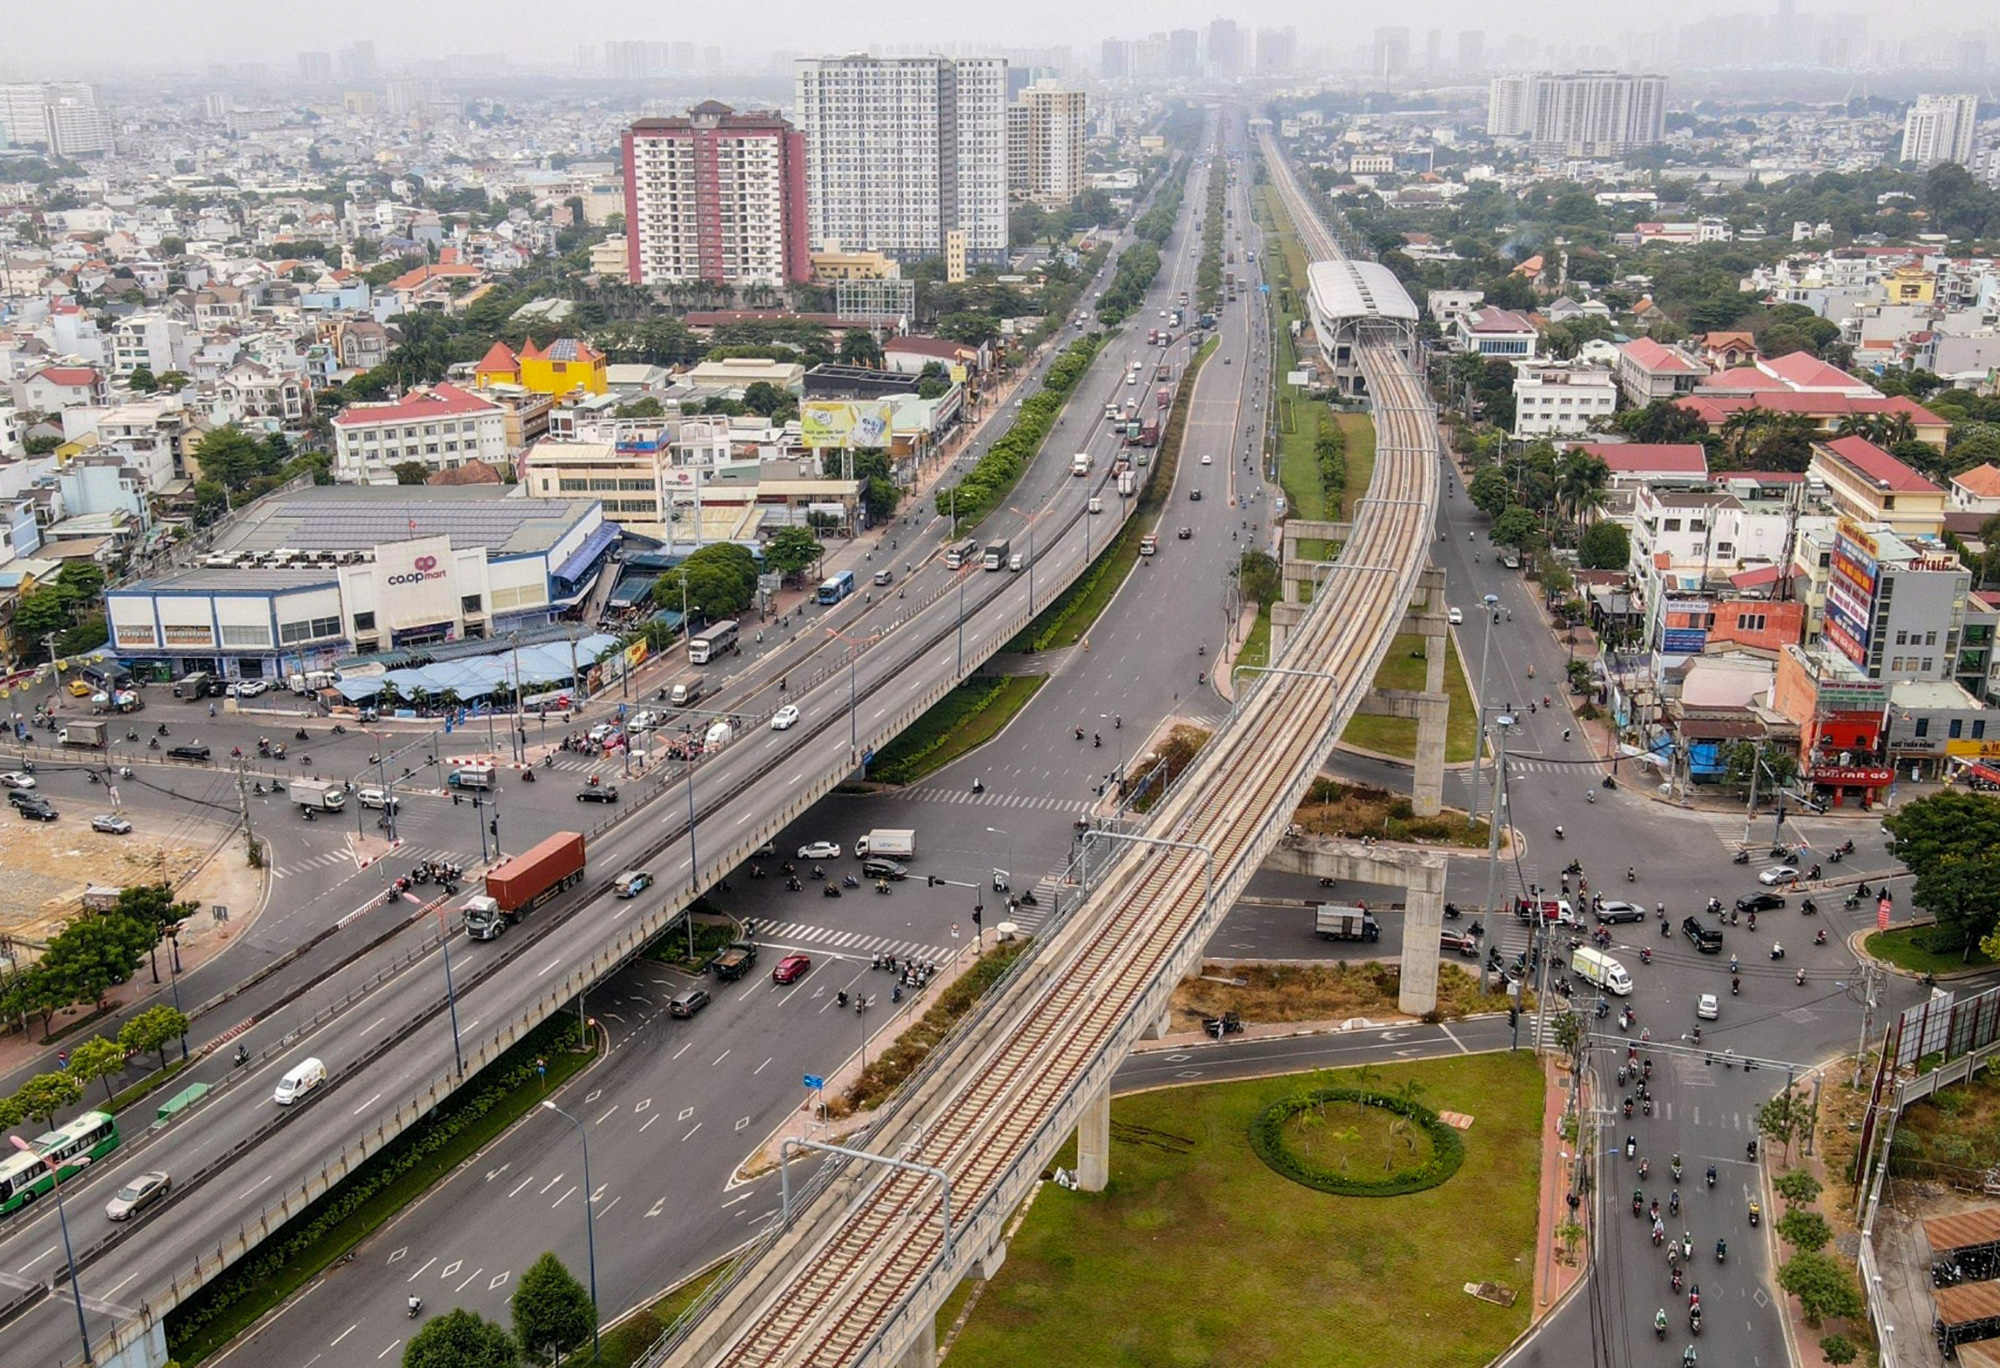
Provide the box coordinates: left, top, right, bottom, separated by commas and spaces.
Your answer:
853, 828, 917, 860
711, 942, 759, 980
983, 538, 1010, 571
462, 831, 586, 940
288, 778, 346, 812
1118, 470, 1137, 497
1133, 421, 1160, 447
59, 719, 107, 748
1071, 452, 1091, 477
1315, 905, 1381, 941
1570, 946, 1633, 996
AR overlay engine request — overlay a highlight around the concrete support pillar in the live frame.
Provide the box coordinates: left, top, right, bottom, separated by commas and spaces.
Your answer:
894, 1313, 938, 1368
1075, 1082, 1112, 1192
977, 1237, 1009, 1281
1142, 1007, 1174, 1040
1411, 693, 1448, 818
1269, 600, 1308, 665
1398, 870, 1447, 1016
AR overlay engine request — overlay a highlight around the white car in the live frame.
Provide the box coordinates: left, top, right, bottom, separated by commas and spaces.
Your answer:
797, 840, 841, 860
91, 814, 133, 835
0, 771, 35, 790
1696, 993, 1719, 1021
629, 710, 659, 733
1758, 865, 1799, 886
228, 680, 269, 697
1448, 607, 1464, 625
1200, 453, 1213, 465
771, 704, 800, 731
588, 723, 617, 743
356, 787, 399, 812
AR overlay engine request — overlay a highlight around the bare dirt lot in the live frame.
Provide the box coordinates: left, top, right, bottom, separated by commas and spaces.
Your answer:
0, 821, 219, 949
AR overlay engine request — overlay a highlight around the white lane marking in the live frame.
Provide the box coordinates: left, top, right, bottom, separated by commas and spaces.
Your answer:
454, 1267, 484, 1292
711, 1050, 730, 1067
552, 1185, 577, 1208
507, 1175, 533, 1198
640, 1114, 659, 1133
352, 1092, 382, 1115
595, 1105, 618, 1124
17, 1245, 56, 1273
720, 1190, 755, 1208
405, 1256, 436, 1282
377, 1341, 401, 1360
236, 1174, 274, 1200
753, 1057, 772, 1075
538, 957, 561, 976
538, 1174, 565, 1194
331, 1325, 357, 1347
682, 1123, 702, 1142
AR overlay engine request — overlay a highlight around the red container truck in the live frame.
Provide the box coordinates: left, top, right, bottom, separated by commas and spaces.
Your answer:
462, 831, 586, 940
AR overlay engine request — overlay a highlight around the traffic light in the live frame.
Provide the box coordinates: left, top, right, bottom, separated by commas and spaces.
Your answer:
972, 905, 983, 925
489, 819, 499, 836
1508, 1006, 1519, 1027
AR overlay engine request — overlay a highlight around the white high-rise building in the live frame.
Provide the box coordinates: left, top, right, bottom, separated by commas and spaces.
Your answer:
795, 55, 1009, 267
0, 82, 100, 149
1007, 80, 1086, 210
1488, 72, 1666, 156
1901, 95, 1979, 168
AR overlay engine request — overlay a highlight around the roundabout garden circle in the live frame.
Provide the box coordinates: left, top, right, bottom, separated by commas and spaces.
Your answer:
1249, 1087, 1466, 1196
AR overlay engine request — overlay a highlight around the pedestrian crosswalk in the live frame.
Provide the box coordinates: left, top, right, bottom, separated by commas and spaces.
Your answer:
272, 844, 465, 881
880, 786, 1082, 814
750, 918, 951, 966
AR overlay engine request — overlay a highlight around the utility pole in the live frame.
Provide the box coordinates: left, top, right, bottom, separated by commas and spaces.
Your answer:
235, 765, 258, 867
1740, 746, 1761, 849
1478, 715, 1515, 993
1853, 959, 1883, 1089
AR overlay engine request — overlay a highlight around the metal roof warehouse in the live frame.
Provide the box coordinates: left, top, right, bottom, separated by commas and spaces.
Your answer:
105, 486, 618, 682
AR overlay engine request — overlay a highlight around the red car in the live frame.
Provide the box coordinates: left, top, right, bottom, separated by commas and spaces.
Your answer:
771, 954, 811, 985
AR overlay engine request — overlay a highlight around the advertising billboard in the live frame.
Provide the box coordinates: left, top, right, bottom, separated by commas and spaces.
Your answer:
1824, 520, 1881, 671
801, 400, 896, 450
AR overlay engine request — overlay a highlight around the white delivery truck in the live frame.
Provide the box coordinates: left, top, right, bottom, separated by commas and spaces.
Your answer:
1570, 946, 1633, 996
853, 828, 917, 860
288, 778, 346, 812
1072, 452, 1091, 477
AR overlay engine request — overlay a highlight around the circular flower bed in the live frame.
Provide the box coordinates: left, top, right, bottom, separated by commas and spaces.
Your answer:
1249, 1087, 1465, 1196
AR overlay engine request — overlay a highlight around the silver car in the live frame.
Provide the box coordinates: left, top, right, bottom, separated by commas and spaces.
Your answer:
104, 1171, 170, 1221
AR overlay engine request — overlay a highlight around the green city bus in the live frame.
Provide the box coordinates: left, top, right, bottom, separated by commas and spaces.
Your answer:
0, 1111, 120, 1218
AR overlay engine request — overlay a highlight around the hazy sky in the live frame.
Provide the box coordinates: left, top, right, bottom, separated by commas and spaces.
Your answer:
5, 0, 1986, 73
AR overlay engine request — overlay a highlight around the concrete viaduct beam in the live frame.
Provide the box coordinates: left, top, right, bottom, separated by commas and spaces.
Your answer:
1265, 833, 1449, 1015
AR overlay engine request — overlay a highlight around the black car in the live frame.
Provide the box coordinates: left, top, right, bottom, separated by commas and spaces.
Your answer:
16, 800, 58, 822
668, 988, 710, 1019
7, 789, 42, 810
1189, 488, 1203, 501
577, 785, 619, 803
862, 857, 908, 881
1682, 916, 1724, 953
166, 744, 211, 761
1733, 892, 1786, 915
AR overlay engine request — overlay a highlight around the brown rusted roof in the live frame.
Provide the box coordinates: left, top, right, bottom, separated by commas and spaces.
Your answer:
1927, 1209, 2000, 1256
1935, 1279, 2000, 1327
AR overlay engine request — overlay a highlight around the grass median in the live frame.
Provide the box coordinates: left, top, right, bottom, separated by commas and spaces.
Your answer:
867, 675, 1047, 786
940, 1052, 1542, 1368
1864, 925, 1994, 974
1340, 630, 1479, 764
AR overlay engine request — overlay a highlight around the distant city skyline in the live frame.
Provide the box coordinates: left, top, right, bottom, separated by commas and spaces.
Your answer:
0, 0, 1992, 76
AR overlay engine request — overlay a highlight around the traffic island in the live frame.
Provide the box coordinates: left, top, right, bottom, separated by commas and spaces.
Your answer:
938, 1053, 1542, 1368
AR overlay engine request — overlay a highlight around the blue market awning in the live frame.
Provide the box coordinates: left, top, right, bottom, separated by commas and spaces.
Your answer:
553, 523, 622, 585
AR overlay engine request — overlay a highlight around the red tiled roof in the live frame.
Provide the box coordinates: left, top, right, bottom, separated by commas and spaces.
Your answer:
1464, 307, 1536, 333
1676, 393, 1947, 428
1730, 565, 1783, 590
1574, 442, 1709, 475
330, 382, 499, 428
1698, 366, 1787, 393
30, 365, 98, 386
1620, 337, 1706, 375
1760, 351, 1870, 392
1817, 435, 1941, 495
388, 262, 483, 292
885, 336, 977, 359
474, 341, 518, 373
1953, 463, 2000, 499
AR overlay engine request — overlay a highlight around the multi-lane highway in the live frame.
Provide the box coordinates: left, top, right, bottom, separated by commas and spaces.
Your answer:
0, 135, 1236, 1368
634, 111, 1439, 1368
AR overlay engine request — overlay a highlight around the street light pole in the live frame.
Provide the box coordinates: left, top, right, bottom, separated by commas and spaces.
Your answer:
1478, 715, 1516, 995
1473, 592, 1499, 824
436, 902, 465, 1079
10, 1135, 90, 1364
539, 1102, 600, 1364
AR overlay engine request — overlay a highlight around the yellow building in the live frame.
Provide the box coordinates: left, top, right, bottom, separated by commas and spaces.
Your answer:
473, 338, 606, 398
1885, 262, 1935, 305
811, 245, 900, 281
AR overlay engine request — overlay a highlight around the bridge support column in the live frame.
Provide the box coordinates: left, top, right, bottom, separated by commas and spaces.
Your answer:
1142, 1007, 1173, 1040
976, 1236, 1009, 1281
1075, 1082, 1112, 1192
1264, 834, 1450, 1015
1397, 864, 1447, 1016
894, 1314, 938, 1368
1407, 566, 1449, 818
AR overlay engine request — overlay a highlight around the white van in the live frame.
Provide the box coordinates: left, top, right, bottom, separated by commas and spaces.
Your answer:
1570, 947, 1633, 997
273, 1057, 327, 1105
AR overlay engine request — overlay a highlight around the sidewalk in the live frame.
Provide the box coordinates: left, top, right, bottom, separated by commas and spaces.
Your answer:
1531, 1055, 1588, 1315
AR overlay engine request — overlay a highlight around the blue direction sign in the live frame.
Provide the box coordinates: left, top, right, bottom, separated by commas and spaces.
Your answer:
803, 1074, 825, 1090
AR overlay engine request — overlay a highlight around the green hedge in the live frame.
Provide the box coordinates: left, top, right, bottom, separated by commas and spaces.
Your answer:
1248, 1087, 1465, 1197
934, 335, 1104, 531
167, 1012, 588, 1357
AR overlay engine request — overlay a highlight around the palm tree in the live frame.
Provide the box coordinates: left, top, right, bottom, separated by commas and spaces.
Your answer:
1868, 411, 1917, 448
1719, 409, 1767, 467
1555, 450, 1612, 542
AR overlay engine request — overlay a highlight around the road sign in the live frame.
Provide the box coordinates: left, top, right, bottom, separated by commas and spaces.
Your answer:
803, 1073, 824, 1090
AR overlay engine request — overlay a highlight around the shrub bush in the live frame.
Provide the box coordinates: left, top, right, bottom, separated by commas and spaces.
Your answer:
1248, 1087, 1465, 1196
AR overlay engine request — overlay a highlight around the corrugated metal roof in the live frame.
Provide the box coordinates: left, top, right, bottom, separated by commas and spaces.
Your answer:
1926, 1208, 2000, 1255
1936, 1278, 2000, 1327
1307, 259, 1419, 324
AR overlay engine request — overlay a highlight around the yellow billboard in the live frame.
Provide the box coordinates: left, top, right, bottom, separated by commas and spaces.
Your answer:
801, 400, 896, 450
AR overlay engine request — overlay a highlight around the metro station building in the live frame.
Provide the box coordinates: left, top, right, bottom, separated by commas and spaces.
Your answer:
1304, 259, 1419, 396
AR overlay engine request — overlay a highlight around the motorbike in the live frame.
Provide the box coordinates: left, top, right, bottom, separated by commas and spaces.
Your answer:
1690, 1307, 1702, 1336
823, 883, 842, 898
1705, 1165, 1716, 1189
1444, 902, 1461, 920
1748, 1200, 1761, 1226
1815, 928, 1827, 945
1801, 897, 1818, 915
408, 1297, 422, 1319
1732, 850, 1750, 865
521, 767, 536, 783
332, 723, 347, 734
233, 1043, 250, 1068
1770, 943, 1785, 960
295, 728, 309, 740
1655, 1313, 1669, 1342
1639, 947, 1653, 965
1716, 1239, 1727, 1263
841, 874, 860, 889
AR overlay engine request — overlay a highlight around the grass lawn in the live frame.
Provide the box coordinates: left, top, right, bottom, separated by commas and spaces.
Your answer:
581, 1268, 725, 1368
1340, 631, 1479, 763
941, 1052, 1543, 1368
1337, 412, 1377, 521
1237, 603, 1273, 670
1864, 925, 1995, 974
868, 675, 1047, 785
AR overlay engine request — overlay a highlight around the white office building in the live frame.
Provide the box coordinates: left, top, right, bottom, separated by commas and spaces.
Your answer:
795, 55, 1009, 267
0, 82, 110, 154
1489, 72, 1667, 156
1007, 80, 1086, 210
1512, 364, 1618, 440
1901, 95, 1979, 168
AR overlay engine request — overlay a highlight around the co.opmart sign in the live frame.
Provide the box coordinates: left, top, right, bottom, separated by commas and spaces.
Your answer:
386, 554, 449, 588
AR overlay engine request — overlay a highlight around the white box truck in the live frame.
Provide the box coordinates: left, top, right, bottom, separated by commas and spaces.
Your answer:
1315, 905, 1381, 942
1072, 452, 1091, 477
288, 778, 346, 812
1570, 946, 1633, 996
853, 828, 916, 860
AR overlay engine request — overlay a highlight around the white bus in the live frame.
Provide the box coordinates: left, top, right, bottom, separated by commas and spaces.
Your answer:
943, 538, 981, 570
688, 619, 740, 665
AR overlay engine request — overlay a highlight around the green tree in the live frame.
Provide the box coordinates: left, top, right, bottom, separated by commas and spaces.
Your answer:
510, 1251, 596, 1364
1577, 520, 1629, 570
112, 882, 194, 935
1820, 1333, 1858, 1365
392, 460, 432, 486
12, 585, 73, 646
1889, 793, 2000, 959
191, 427, 279, 489
740, 381, 789, 418
1490, 505, 1541, 553
1721, 740, 1799, 790
762, 527, 823, 582
615, 396, 665, 419
13, 1069, 84, 1127
403, 1308, 520, 1368
126, 366, 159, 394
1775, 1251, 1865, 1326
1467, 465, 1512, 518
119, 1004, 189, 1071
157, 370, 191, 393
1238, 550, 1280, 606
838, 329, 883, 368
1777, 1207, 1833, 1253
1773, 1169, 1824, 1208
66, 1035, 127, 1105
38, 915, 153, 1015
